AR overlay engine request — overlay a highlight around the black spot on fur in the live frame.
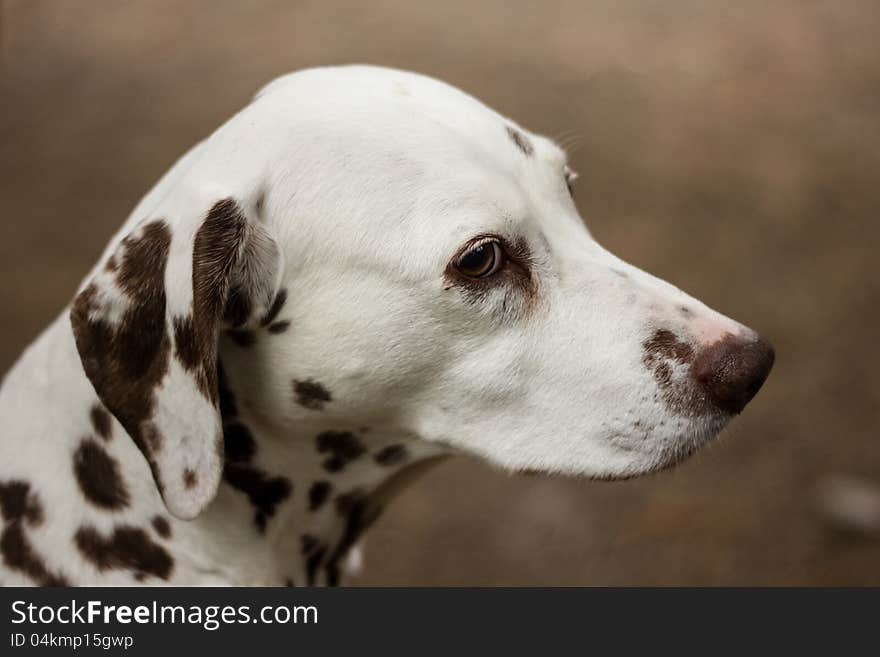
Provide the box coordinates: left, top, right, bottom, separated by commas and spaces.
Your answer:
308, 481, 332, 511
90, 405, 113, 441
505, 125, 534, 156
223, 464, 291, 532
0, 481, 69, 586
316, 431, 365, 473
73, 439, 130, 510
151, 516, 171, 539
74, 525, 173, 581
374, 444, 408, 466
294, 379, 332, 410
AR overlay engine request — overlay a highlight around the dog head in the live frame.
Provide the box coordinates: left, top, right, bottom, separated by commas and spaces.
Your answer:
71, 66, 773, 519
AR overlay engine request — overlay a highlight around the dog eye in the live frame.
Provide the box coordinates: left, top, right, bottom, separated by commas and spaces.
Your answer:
455, 239, 503, 278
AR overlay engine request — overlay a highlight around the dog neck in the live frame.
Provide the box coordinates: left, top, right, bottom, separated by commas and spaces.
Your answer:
211, 355, 449, 586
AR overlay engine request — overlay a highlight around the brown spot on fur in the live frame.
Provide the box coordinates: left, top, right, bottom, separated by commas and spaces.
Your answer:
1, 526, 69, 586
643, 329, 695, 366
73, 439, 130, 510
223, 464, 291, 532
74, 525, 173, 580
0, 481, 69, 586
294, 379, 332, 410
642, 328, 711, 417
316, 431, 365, 472
374, 444, 408, 466
183, 469, 198, 489
308, 481, 332, 511
505, 125, 534, 156
151, 516, 172, 539
90, 404, 113, 441
0, 481, 43, 525
260, 289, 287, 327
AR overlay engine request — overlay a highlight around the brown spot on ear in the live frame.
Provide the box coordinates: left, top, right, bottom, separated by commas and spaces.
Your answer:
505, 125, 534, 156
73, 439, 130, 510
105, 255, 118, 272
90, 405, 113, 441
172, 316, 211, 399
294, 379, 332, 410
0, 481, 69, 586
185, 199, 253, 407
70, 220, 172, 482
267, 320, 290, 334
223, 464, 292, 532
374, 444, 408, 466
151, 516, 171, 539
308, 481, 332, 511
260, 289, 287, 327
74, 525, 173, 580
316, 431, 365, 473
182, 469, 198, 489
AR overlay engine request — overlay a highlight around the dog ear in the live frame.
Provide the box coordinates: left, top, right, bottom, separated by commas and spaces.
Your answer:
70, 195, 279, 520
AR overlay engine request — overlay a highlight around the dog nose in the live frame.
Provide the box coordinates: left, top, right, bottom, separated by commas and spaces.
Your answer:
692, 333, 774, 414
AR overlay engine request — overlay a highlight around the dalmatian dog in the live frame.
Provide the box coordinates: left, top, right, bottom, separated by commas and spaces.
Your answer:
0, 66, 774, 586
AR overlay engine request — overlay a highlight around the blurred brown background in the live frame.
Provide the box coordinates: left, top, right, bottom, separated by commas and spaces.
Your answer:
2, 0, 878, 585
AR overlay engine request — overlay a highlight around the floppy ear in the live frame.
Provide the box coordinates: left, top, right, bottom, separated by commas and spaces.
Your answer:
70, 195, 279, 520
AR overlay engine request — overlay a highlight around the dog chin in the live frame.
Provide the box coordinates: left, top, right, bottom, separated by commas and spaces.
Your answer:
515, 415, 731, 481
638, 414, 733, 477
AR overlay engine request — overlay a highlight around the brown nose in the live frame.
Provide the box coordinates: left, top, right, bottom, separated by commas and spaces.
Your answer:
692, 333, 774, 414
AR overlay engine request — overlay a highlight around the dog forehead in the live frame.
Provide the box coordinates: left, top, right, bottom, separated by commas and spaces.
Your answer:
255, 65, 563, 167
